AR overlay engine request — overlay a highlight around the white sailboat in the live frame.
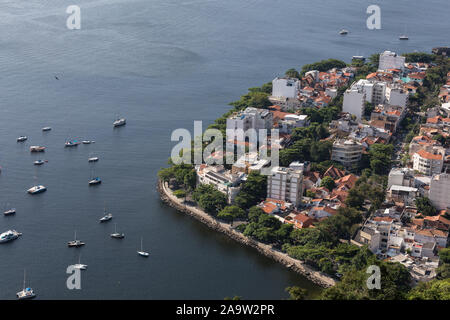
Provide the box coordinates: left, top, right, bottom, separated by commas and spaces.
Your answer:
16, 270, 36, 300
73, 254, 88, 270
137, 237, 149, 257
68, 230, 85, 247
110, 223, 124, 239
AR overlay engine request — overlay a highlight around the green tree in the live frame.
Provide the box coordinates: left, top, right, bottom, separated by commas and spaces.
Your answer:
320, 176, 336, 191
217, 205, 246, 222
407, 279, 450, 300
285, 286, 307, 300
285, 68, 300, 79
415, 197, 436, 216
234, 172, 267, 209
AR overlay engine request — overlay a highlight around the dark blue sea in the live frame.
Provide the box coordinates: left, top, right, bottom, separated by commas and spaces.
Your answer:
0, 0, 448, 299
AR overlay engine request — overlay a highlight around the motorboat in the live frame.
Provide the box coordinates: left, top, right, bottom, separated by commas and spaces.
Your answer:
0, 230, 22, 243
113, 118, 126, 127
42, 127, 52, 132
27, 185, 47, 194
17, 136, 28, 142
16, 271, 36, 300
65, 139, 80, 147
89, 177, 101, 185
339, 29, 348, 35
399, 35, 409, 40
88, 157, 99, 162
82, 140, 95, 144
4, 208, 16, 216
33, 160, 45, 165
30, 146, 45, 152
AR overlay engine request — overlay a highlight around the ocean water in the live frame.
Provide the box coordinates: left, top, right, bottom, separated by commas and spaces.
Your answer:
0, 0, 448, 299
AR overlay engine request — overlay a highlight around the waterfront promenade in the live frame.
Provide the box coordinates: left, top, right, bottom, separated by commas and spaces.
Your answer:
158, 180, 336, 288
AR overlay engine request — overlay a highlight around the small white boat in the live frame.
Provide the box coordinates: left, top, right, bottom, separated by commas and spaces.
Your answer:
88, 157, 99, 162
399, 35, 409, 40
73, 254, 87, 270
4, 208, 16, 216
34, 160, 45, 165
111, 223, 124, 239
16, 270, 36, 300
30, 146, 45, 152
100, 213, 113, 223
42, 127, 52, 132
27, 185, 47, 195
68, 231, 85, 247
339, 29, 348, 35
82, 140, 94, 144
0, 230, 22, 243
89, 177, 102, 185
17, 136, 28, 142
113, 118, 126, 127
137, 237, 149, 257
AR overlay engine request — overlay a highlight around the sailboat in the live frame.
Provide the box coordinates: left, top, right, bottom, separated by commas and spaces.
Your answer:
68, 230, 85, 247
88, 152, 99, 163
73, 254, 88, 270
16, 270, 36, 300
99, 206, 113, 223
399, 25, 409, 40
110, 223, 124, 239
88, 167, 101, 186
137, 237, 149, 257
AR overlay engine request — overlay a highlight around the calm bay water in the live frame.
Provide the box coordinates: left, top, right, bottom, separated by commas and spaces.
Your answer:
0, 0, 448, 299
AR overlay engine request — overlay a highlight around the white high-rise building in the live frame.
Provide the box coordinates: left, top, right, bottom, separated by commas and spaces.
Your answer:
271, 77, 300, 99
379, 51, 405, 71
267, 167, 303, 207
429, 174, 450, 210
386, 86, 408, 108
343, 87, 365, 120
352, 79, 386, 105
226, 107, 273, 132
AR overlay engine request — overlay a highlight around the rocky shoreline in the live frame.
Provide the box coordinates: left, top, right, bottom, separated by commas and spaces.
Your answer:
157, 179, 336, 288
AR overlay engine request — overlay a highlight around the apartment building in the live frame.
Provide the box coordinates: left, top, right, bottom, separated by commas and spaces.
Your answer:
412, 149, 444, 176
342, 86, 365, 120
267, 166, 303, 207
429, 173, 450, 210
331, 139, 363, 169
378, 50, 405, 71
271, 77, 300, 99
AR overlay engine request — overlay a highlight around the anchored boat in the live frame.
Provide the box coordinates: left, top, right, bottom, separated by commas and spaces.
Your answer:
27, 185, 47, 195
30, 146, 45, 152
0, 230, 22, 243
68, 231, 85, 247
16, 270, 36, 300
113, 118, 126, 127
